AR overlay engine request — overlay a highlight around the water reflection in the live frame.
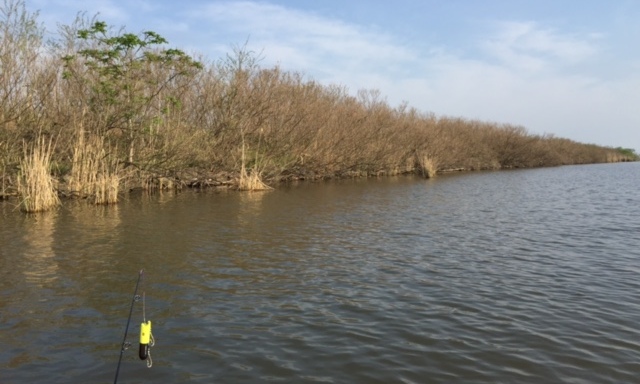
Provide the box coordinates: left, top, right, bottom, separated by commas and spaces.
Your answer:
22, 211, 59, 287
138, 189, 179, 208
53, 203, 124, 291
65, 202, 122, 252
237, 190, 269, 228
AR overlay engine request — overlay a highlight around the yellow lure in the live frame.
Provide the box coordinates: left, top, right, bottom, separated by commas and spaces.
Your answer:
140, 321, 152, 344
139, 321, 152, 360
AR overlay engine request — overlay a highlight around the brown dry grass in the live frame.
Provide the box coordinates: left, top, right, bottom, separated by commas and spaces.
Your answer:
68, 128, 120, 204
17, 136, 60, 212
94, 172, 119, 204
238, 166, 272, 191
68, 128, 97, 197
416, 153, 438, 179
93, 149, 120, 205
237, 138, 272, 191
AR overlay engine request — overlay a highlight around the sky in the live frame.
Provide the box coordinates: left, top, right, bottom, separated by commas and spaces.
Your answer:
26, 0, 640, 151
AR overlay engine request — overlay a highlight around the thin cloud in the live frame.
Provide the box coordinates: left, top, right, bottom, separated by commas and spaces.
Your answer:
482, 21, 599, 72
185, 1, 416, 76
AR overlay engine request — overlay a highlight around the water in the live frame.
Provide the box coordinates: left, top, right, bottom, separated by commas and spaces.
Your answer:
1, 162, 639, 383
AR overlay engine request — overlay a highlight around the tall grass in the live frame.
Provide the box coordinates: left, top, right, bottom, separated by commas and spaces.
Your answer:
93, 143, 120, 205
17, 136, 60, 212
68, 128, 97, 197
416, 152, 438, 178
238, 166, 271, 191
238, 138, 272, 191
94, 168, 119, 204
69, 128, 120, 204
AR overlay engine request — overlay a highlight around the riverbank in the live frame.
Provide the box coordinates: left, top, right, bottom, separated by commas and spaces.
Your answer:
1, 4, 637, 211
1, 157, 636, 205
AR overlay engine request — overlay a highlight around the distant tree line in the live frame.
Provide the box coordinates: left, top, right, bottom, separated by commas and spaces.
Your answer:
0, 1, 636, 210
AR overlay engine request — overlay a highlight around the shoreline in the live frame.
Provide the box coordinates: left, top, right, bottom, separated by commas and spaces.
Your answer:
1, 160, 636, 205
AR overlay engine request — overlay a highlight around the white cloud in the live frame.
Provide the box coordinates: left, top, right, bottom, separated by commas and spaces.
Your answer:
482, 21, 599, 73
184, 1, 416, 78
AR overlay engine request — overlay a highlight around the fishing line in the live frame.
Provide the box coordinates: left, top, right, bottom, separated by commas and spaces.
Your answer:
113, 269, 154, 384
113, 269, 143, 384
139, 291, 155, 367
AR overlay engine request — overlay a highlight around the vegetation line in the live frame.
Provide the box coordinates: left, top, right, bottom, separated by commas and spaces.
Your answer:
0, 1, 637, 211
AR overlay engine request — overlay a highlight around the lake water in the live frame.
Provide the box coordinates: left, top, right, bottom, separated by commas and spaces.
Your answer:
1, 162, 639, 383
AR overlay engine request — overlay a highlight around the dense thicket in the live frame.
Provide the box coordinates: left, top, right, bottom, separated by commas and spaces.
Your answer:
0, 1, 636, 205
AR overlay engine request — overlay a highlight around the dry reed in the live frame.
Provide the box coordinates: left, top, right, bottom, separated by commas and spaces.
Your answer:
238, 139, 272, 191
94, 173, 119, 204
238, 166, 272, 191
93, 152, 120, 204
69, 129, 120, 204
69, 128, 97, 196
417, 153, 438, 178
17, 137, 60, 212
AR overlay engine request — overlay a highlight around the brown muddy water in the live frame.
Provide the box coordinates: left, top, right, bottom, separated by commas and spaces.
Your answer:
1, 162, 640, 383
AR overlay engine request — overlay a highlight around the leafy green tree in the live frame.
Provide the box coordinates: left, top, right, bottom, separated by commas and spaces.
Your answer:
615, 147, 638, 161
62, 21, 202, 166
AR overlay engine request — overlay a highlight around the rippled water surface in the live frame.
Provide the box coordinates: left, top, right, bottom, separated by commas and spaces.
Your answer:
2, 162, 640, 383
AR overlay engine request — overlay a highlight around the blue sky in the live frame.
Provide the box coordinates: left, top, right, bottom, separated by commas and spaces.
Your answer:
27, 0, 640, 151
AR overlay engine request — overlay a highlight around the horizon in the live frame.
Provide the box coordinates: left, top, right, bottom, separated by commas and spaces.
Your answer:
26, 0, 640, 152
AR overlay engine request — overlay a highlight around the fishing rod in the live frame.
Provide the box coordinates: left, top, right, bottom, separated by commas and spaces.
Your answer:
113, 269, 155, 384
